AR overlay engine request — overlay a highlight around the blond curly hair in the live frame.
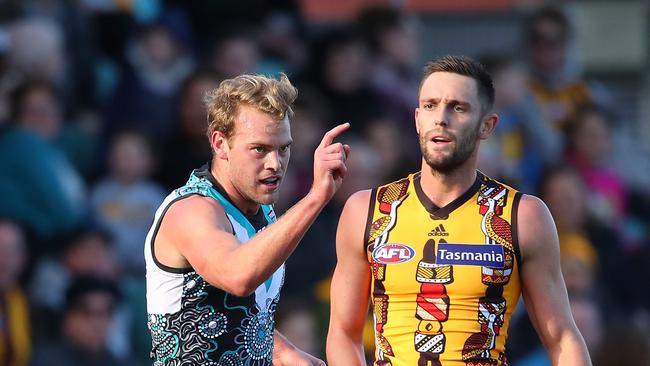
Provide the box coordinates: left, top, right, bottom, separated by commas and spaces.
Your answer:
204, 73, 298, 142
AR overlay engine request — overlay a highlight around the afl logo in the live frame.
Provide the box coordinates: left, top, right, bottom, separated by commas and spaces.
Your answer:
372, 243, 416, 264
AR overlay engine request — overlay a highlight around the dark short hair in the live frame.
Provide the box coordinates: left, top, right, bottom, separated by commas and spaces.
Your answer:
537, 163, 583, 199
563, 105, 614, 153
8, 79, 59, 123
61, 226, 113, 254
525, 6, 571, 45
420, 55, 495, 113
65, 275, 121, 312
356, 6, 403, 53
478, 53, 517, 77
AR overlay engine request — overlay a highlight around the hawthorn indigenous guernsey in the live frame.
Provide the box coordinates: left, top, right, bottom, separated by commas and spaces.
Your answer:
365, 171, 522, 366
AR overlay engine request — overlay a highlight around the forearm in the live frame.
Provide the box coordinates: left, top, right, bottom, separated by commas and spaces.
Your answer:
326, 328, 366, 366
550, 330, 592, 366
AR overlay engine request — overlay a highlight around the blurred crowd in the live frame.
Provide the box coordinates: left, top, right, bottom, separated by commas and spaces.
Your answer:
0, 1, 648, 365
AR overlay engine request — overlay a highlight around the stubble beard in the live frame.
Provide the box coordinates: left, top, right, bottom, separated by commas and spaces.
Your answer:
229, 166, 283, 208
419, 123, 481, 175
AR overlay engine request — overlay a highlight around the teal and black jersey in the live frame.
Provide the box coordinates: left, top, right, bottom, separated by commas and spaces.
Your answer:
145, 164, 284, 366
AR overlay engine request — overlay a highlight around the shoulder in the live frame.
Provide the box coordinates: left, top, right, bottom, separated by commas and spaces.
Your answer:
163, 194, 230, 232
337, 190, 373, 254
342, 189, 373, 216
517, 194, 553, 225
516, 194, 558, 260
167, 194, 224, 217
338, 190, 374, 230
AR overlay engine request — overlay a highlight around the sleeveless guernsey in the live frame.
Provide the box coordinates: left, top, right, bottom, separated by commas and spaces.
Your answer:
366, 171, 522, 366
145, 166, 284, 366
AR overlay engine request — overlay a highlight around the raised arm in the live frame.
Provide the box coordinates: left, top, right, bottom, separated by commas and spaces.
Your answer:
326, 190, 372, 366
156, 123, 351, 296
517, 194, 592, 366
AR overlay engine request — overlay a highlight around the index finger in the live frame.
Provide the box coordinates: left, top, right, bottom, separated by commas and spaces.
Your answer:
319, 122, 350, 148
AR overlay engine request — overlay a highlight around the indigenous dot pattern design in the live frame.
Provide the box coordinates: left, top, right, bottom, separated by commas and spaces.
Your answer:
239, 311, 275, 361
148, 271, 280, 366
148, 167, 281, 366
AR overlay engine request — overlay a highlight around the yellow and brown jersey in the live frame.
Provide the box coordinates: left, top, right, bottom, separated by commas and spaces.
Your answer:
365, 171, 522, 366
528, 78, 593, 129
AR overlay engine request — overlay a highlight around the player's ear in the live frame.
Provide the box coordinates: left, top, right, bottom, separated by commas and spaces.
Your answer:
479, 113, 498, 140
415, 107, 421, 134
211, 131, 230, 160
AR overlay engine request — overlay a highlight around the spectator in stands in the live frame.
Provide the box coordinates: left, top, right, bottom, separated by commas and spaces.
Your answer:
593, 320, 650, 366
28, 227, 120, 339
356, 6, 421, 128
104, 18, 194, 140
507, 165, 602, 363
564, 107, 650, 310
8, 79, 99, 179
156, 71, 220, 191
479, 54, 561, 193
538, 165, 602, 288
5, 17, 66, 96
0, 81, 86, 241
564, 107, 628, 229
206, 29, 260, 80
0, 219, 31, 366
30, 276, 130, 366
363, 116, 417, 183
524, 6, 608, 129
90, 130, 165, 276
308, 27, 385, 134
257, 11, 309, 76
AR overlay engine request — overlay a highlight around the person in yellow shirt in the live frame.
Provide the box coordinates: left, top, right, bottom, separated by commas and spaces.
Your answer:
0, 219, 31, 366
524, 6, 596, 130
327, 55, 590, 366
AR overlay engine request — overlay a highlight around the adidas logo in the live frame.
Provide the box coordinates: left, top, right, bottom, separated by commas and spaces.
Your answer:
428, 224, 449, 236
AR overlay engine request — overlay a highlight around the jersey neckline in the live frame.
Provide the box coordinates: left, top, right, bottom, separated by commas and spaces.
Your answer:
413, 171, 484, 220
193, 162, 269, 231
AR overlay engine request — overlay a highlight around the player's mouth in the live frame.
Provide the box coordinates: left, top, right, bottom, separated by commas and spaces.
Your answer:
431, 135, 453, 144
260, 176, 282, 190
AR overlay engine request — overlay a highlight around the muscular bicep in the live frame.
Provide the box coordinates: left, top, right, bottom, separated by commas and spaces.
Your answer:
328, 191, 372, 350
156, 195, 243, 288
517, 195, 576, 351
